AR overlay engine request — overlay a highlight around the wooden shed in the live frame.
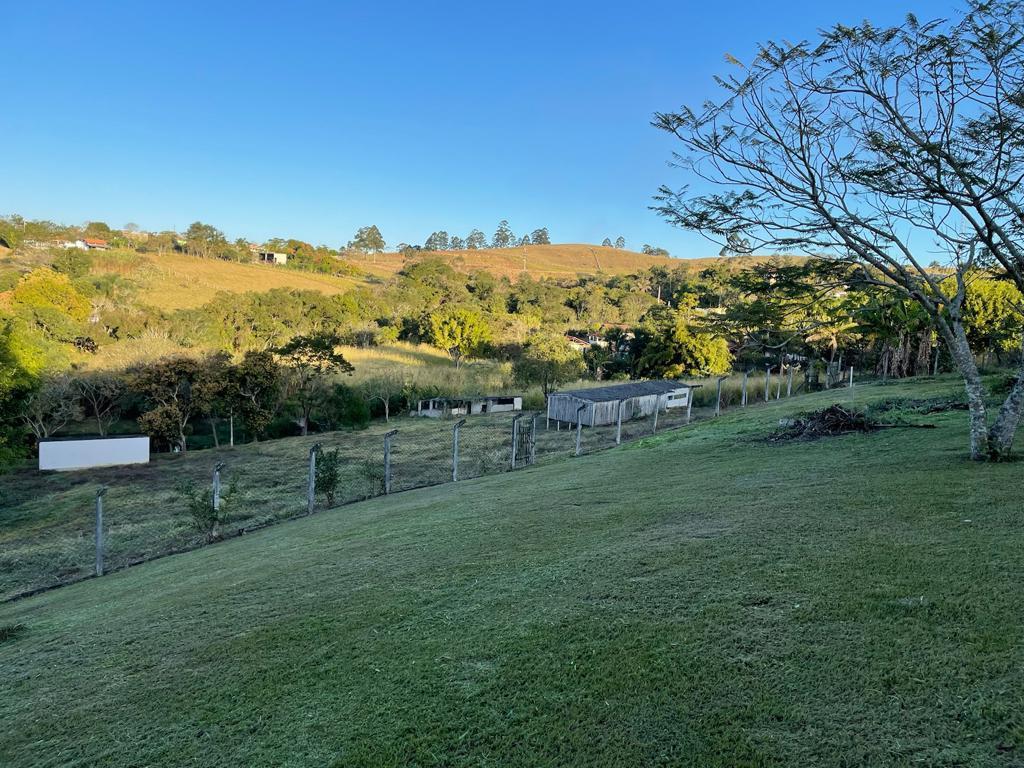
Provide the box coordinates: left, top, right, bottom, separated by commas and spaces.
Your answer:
546, 381, 694, 427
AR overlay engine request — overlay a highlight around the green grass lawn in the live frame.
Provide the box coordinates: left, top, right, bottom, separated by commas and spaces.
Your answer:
2, 377, 1022, 766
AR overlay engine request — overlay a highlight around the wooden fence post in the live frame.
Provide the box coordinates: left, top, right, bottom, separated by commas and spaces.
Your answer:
715, 376, 727, 417
452, 419, 465, 481
686, 387, 694, 424
510, 413, 524, 469
786, 365, 794, 397
652, 394, 664, 434
764, 366, 772, 402
615, 399, 624, 445
574, 404, 586, 457
529, 413, 539, 465
383, 430, 397, 494
741, 371, 749, 406
306, 445, 319, 514
95, 486, 107, 577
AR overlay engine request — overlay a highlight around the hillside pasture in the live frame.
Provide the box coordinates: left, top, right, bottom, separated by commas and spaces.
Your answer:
1, 376, 1022, 766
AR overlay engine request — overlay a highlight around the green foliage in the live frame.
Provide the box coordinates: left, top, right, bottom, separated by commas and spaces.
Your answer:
51, 250, 94, 279
276, 333, 355, 434
633, 308, 732, 378
513, 333, 586, 395
347, 225, 386, 254
492, 220, 514, 248
426, 306, 490, 367
177, 479, 232, 541
10, 269, 91, 342
322, 383, 371, 430
314, 447, 342, 507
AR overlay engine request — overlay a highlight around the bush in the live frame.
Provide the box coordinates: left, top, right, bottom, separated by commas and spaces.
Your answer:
315, 448, 341, 507
177, 478, 235, 541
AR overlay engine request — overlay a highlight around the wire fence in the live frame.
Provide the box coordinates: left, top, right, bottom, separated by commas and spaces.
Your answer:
2, 369, 860, 602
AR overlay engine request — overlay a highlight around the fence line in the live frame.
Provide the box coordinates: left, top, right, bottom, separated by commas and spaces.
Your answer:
5, 372, 859, 602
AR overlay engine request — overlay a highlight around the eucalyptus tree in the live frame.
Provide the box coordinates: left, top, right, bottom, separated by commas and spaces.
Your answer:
654, 2, 1024, 459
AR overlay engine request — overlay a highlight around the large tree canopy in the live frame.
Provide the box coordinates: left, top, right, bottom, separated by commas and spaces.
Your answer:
654, 1, 1024, 459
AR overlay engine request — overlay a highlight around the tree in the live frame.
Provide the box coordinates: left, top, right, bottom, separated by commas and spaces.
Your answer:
530, 227, 551, 245
231, 350, 282, 441
602, 238, 613, 247
75, 371, 125, 436
653, 2, 1024, 459
632, 309, 732, 378
276, 332, 354, 435
642, 244, 670, 257
517, 235, 532, 246
348, 225, 386, 253
492, 220, 514, 248
426, 307, 490, 367
614, 236, 626, 249
183, 222, 227, 259
450, 235, 466, 250
362, 372, 404, 422
10, 269, 91, 342
20, 375, 82, 439
513, 333, 586, 396
424, 231, 450, 251
466, 229, 487, 249
131, 354, 223, 450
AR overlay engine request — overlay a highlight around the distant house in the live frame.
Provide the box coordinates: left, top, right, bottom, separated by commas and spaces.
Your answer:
256, 250, 288, 265
82, 238, 110, 250
546, 380, 696, 427
415, 395, 523, 418
565, 335, 591, 352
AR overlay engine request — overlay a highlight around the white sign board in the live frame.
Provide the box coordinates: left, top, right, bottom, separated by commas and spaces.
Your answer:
39, 436, 150, 471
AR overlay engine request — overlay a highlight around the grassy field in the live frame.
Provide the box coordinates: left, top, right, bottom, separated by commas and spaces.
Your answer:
131, 251, 362, 309
3, 376, 1022, 766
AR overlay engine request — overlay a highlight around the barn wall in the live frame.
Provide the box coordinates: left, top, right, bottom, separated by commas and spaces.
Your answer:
547, 393, 666, 425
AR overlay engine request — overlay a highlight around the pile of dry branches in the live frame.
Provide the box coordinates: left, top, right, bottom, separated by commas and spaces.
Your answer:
770, 405, 879, 441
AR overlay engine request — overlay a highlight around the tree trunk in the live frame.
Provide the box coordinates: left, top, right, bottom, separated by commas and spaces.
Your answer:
945, 320, 989, 461
987, 347, 1024, 459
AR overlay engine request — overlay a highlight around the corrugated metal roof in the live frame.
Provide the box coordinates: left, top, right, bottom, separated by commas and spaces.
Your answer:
550, 380, 689, 403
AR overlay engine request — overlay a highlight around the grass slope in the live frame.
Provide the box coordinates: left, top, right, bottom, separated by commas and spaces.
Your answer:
134, 251, 361, 309
350, 244, 761, 282
2, 378, 1022, 767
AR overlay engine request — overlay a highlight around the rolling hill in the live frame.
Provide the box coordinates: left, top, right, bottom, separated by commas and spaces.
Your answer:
2, 377, 1022, 766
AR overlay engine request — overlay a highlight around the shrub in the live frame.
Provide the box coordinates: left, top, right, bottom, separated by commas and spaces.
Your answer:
177, 478, 235, 541
315, 448, 341, 507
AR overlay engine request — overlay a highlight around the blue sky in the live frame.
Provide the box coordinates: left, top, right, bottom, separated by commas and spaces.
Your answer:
4, 0, 956, 257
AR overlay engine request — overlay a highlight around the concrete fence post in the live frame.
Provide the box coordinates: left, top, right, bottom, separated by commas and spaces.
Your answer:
212, 461, 225, 512
451, 419, 466, 481
715, 376, 727, 417
764, 366, 772, 402
574, 404, 586, 457
306, 445, 319, 514
849, 366, 854, 390
615, 399, 624, 445
529, 414, 539, 465
383, 429, 398, 494
652, 394, 664, 434
510, 413, 524, 469
95, 486, 107, 577
741, 371, 749, 407
787, 365, 795, 397
686, 387, 694, 424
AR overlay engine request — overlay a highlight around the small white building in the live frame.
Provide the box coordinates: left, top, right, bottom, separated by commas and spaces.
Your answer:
257, 250, 288, 265
415, 395, 523, 418
39, 435, 150, 471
